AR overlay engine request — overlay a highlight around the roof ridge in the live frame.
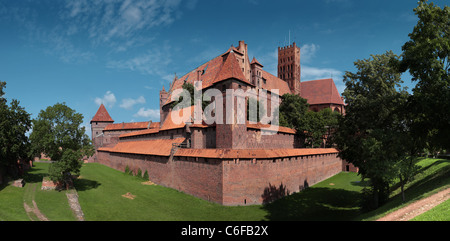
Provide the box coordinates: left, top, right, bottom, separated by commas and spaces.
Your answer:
213, 51, 249, 85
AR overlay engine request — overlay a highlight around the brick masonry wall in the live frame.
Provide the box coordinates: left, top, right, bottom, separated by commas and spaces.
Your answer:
96, 150, 224, 204
222, 153, 342, 205
246, 129, 296, 149
97, 149, 344, 206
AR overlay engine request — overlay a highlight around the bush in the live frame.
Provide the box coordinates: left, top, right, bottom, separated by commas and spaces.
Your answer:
124, 165, 132, 176
143, 170, 149, 180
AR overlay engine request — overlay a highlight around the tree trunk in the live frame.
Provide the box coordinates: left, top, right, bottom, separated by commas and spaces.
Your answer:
400, 176, 405, 202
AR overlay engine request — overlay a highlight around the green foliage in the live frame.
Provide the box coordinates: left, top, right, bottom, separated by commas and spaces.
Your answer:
48, 149, 83, 183
278, 94, 340, 148
0, 81, 32, 178
279, 93, 309, 129
335, 51, 412, 209
124, 165, 132, 175
399, 0, 450, 151
143, 170, 149, 180
137, 169, 142, 178
29, 102, 93, 187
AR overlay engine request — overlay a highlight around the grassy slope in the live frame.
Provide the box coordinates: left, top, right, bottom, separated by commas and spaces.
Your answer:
76, 163, 365, 221
2, 157, 448, 221
76, 163, 267, 221
356, 158, 450, 220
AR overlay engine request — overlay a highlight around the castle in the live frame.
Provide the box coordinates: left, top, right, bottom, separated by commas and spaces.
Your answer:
91, 41, 353, 206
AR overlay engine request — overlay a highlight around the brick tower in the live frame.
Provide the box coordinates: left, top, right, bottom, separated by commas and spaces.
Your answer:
160, 85, 169, 123
278, 42, 301, 95
90, 104, 114, 148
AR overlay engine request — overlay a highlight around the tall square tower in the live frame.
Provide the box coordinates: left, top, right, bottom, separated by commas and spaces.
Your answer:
278, 42, 301, 95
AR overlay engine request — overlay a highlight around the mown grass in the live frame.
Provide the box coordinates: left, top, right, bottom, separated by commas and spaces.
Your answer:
1, 157, 449, 221
355, 158, 450, 220
75, 163, 365, 221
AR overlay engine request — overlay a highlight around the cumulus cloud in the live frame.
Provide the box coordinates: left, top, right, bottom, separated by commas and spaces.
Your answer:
119, 96, 146, 110
134, 107, 160, 119
301, 65, 342, 81
300, 44, 320, 63
94, 91, 116, 108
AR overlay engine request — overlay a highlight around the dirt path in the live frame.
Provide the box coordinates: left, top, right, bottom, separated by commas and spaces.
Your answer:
23, 200, 49, 221
377, 187, 450, 221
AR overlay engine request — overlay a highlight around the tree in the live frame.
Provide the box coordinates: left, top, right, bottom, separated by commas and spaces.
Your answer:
279, 94, 340, 148
30, 103, 94, 188
334, 51, 412, 210
399, 0, 450, 152
0, 81, 32, 180
279, 93, 309, 129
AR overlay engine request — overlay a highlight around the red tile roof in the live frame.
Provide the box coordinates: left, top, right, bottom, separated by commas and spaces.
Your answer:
160, 106, 195, 131
246, 122, 296, 134
300, 78, 344, 105
250, 57, 263, 67
261, 70, 292, 96
213, 51, 250, 85
163, 42, 291, 107
174, 148, 338, 159
119, 127, 160, 138
104, 121, 159, 131
98, 138, 185, 156
91, 104, 114, 123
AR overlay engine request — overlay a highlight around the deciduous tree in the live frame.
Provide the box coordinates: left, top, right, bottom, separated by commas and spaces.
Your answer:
30, 103, 94, 188
335, 51, 411, 209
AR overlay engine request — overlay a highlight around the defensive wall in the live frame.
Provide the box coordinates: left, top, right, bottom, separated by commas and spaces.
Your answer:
96, 147, 343, 206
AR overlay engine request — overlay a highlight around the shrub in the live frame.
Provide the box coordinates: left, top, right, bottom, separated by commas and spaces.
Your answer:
143, 170, 149, 180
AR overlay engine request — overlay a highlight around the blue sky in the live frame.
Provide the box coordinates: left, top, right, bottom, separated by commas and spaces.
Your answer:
0, 0, 447, 137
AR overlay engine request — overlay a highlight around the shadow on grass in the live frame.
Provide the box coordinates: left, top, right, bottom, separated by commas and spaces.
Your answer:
23, 166, 47, 183
262, 187, 362, 221
73, 178, 101, 191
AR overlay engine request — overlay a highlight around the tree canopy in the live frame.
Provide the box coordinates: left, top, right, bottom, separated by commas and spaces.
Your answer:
0, 81, 32, 179
278, 93, 340, 148
30, 103, 94, 187
335, 51, 412, 209
399, 0, 450, 152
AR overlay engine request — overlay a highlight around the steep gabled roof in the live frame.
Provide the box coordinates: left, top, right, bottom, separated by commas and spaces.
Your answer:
91, 104, 114, 123
300, 78, 344, 105
250, 57, 263, 67
261, 70, 292, 96
213, 51, 249, 85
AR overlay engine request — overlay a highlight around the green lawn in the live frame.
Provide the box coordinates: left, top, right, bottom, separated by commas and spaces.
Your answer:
356, 158, 450, 220
75, 163, 365, 221
1, 157, 449, 221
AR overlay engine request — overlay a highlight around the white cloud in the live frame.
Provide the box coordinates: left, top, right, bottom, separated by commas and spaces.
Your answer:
134, 107, 160, 119
300, 44, 320, 63
62, 0, 184, 46
106, 44, 172, 78
94, 91, 117, 108
301, 65, 342, 80
119, 96, 146, 110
